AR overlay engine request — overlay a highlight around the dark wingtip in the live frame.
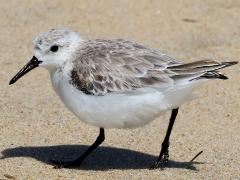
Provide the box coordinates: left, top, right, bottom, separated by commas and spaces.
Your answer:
217, 74, 228, 80
222, 61, 239, 67
198, 72, 229, 80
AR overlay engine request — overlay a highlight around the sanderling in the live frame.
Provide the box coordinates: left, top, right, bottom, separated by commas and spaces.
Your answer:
9, 28, 238, 169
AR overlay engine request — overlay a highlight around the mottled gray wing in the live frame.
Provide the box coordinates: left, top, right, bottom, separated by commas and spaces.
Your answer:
70, 39, 182, 95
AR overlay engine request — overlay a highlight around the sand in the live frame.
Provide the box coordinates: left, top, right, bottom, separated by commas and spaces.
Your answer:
0, 0, 239, 179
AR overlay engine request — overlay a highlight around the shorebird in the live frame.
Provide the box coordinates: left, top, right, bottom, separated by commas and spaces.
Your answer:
9, 28, 238, 169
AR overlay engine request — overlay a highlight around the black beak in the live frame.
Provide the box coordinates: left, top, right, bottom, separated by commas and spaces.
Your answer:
9, 56, 42, 85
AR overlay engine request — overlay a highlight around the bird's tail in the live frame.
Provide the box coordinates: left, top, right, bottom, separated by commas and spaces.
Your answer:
168, 60, 238, 81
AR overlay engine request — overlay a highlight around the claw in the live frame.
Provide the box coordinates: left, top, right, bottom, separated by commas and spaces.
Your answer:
149, 162, 159, 169
49, 160, 80, 169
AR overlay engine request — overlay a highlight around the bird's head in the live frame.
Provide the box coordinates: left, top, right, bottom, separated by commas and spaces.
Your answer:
9, 28, 82, 85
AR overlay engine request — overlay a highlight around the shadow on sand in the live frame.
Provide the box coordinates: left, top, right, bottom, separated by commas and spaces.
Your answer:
1, 145, 203, 170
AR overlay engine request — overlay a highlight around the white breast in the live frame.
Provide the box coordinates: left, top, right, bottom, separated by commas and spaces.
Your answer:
50, 71, 197, 128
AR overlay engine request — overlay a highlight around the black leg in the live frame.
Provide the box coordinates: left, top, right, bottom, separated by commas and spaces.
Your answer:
50, 128, 105, 169
150, 108, 179, 169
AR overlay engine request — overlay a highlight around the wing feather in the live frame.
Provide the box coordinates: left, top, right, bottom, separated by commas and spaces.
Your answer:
70, 39, 180, 95
69, 39, 237, 95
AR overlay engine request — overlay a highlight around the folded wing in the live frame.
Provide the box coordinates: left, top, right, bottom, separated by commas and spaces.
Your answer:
70, 39, 238, 95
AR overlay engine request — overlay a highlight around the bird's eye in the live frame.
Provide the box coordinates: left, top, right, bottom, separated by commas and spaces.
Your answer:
50, 45, 59, 52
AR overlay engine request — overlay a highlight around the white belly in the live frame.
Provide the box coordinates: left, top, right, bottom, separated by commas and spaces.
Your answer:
51, 71, 196, 128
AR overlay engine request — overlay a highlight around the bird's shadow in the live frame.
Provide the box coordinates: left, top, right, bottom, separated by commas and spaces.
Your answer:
0, 145, 203, 171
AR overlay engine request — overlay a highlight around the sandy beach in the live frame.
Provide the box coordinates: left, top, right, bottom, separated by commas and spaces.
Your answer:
0, 0, 239, 179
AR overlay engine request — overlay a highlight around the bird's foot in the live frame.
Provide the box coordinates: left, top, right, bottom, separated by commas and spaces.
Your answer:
50, 159, 82, 169
150, 149, 169, 169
